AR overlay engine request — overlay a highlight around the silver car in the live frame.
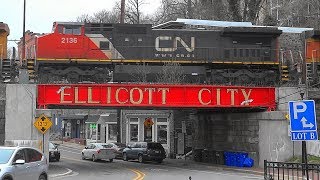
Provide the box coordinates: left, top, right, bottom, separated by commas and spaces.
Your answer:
0, 146, 48, 180
81, 143, 115, 162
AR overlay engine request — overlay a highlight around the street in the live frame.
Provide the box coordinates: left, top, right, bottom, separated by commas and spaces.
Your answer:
48, 144, 264, 180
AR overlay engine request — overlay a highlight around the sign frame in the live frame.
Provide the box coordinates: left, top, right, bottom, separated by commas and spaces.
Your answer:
289, 100, 318, 141
34, 114, 53, 134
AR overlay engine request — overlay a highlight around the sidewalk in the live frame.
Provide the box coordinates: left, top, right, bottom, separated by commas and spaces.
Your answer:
53, 141, 264, 176
163, 158, 264, 176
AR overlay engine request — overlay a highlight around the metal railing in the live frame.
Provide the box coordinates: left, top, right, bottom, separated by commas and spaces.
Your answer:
264, 160, 320, 180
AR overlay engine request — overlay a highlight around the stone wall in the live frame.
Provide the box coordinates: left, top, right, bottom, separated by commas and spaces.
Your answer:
194, 112, 260, 164
0, 84, 6, 145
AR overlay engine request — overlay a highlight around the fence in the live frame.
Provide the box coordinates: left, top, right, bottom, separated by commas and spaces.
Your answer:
264, 160, 320, 180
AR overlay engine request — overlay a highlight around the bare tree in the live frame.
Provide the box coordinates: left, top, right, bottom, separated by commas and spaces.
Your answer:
131, 63, 151, 83
76, 14, 92, 22
154, 0, 264, 24
156, 62, 185, 84
76, 9, 119, 23
125, 0, 146, 24
269, 0, 320, 28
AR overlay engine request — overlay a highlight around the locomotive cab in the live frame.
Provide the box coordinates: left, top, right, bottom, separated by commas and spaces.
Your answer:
52, 22, 84, 36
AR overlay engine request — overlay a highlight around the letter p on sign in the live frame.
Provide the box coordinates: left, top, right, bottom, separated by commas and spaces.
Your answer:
293, 102, 307, 119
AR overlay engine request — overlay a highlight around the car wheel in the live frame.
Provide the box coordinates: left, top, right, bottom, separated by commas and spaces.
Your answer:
92, 154, 97, 162
81, 153, 85, 160
123, 153, 128, 161
138, 154, 144, 163
38, 174, 47, 180
109, 159, 113, 162
3, 176, 12, 180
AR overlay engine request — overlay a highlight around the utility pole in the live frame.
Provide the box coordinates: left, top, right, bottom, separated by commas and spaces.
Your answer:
22, 0, 26, 64
120, 0, 126, 23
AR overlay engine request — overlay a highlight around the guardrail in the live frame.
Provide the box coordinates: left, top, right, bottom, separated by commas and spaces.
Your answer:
264, 160, 320, 180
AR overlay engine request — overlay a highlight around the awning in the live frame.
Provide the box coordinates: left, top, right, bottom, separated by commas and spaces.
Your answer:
85, 115, 100, 124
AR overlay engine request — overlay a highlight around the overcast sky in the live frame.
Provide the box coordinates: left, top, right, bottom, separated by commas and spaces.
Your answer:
1, 0, 161, 47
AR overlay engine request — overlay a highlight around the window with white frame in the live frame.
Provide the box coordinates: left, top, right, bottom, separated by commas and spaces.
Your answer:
157, 118, 168, 144
130, 118, 139, 142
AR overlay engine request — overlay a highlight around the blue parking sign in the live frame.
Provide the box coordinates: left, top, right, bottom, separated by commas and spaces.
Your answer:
289, 100, 318, 141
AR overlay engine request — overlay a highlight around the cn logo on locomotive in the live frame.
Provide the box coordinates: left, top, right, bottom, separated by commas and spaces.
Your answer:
155, 36, 195, 52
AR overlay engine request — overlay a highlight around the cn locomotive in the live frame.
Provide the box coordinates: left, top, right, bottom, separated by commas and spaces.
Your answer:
19, 21, 285, 85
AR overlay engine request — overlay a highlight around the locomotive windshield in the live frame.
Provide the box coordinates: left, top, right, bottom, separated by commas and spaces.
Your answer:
62, 26, 81, 35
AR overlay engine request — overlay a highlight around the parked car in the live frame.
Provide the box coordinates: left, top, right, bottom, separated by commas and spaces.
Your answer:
81, 143, 115, 162
107, 142, 126, 159
122, 142, 166, 163
0, 146, 48, 180
49, 142, 60, 162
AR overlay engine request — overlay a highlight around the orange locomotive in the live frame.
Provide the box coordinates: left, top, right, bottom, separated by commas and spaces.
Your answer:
0, 22, 9, 59
305, 30, 320, 85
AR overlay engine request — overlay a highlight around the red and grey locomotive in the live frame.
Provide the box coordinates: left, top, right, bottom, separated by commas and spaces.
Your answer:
20, 22, 283, 85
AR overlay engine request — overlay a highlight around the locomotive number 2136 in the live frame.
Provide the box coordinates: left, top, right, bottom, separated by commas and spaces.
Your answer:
61, 37, 78, 44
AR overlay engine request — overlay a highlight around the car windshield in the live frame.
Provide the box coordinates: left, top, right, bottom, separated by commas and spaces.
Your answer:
0, 149, 15, 164
49, 143, 55, 149
97, 144, 110, 149
147, 143, 163, 150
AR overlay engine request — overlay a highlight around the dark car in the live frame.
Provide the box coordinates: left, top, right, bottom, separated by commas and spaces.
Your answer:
122, 142, 166, 163
107, 142, 126, 159
49, 142, 60, 162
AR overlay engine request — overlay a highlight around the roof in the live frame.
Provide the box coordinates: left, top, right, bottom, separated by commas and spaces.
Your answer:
153, 18, 314, 34
0, 22, 10, 35
54, 22, 84, 26
176, 18, 253, 27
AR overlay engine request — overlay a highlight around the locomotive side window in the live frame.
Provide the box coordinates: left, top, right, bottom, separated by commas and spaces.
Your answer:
100, 41, 110, 50
63, 26, 81, 35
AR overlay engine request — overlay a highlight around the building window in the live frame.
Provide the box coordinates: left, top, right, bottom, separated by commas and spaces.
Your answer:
157, 125, 167, 144
129, 118, 139, 142
157, 118, 167, 122
130, 124, 138, 142
107, 124, 117, 141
